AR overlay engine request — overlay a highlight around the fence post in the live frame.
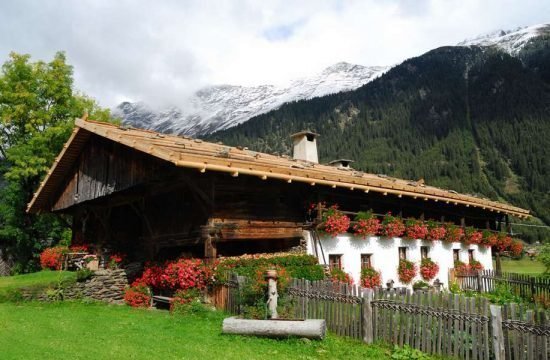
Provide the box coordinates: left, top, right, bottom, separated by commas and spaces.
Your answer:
362, 288, 374, 344
529, 277, 536, 299
477, 271, 483, 292
490, 305, 506, 360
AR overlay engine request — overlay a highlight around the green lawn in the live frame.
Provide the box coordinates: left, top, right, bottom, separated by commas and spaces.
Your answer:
495, 258, 546, 275
0, 270, 75, 300
0, 301, 394, 360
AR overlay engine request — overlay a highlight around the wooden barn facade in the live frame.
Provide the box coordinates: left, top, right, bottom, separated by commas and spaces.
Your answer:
27, 118, 529, 270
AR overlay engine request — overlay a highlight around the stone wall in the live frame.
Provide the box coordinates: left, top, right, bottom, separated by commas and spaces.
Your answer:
65, 269, 128, 303
19, 269, 128, 303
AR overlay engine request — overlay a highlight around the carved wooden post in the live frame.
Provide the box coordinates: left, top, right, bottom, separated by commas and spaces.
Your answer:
265, 269, 278, 319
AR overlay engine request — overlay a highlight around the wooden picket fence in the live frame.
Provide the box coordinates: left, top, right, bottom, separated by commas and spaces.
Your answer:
288, 278, 364, 339
501, 303, 549, 360
451, 269, 550, 303
211, 275, 549, 359
209, 273, 245, 315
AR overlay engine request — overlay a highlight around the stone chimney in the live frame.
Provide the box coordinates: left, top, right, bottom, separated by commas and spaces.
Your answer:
290, 131, 319, 163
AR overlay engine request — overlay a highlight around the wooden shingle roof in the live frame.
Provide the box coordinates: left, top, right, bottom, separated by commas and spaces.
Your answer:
27, 117, 531, 218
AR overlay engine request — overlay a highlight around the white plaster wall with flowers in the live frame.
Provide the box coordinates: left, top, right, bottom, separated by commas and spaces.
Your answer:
305, 231, 493, 289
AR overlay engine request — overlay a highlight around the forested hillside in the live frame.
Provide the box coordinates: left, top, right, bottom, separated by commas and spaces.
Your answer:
208, 39, 550, 241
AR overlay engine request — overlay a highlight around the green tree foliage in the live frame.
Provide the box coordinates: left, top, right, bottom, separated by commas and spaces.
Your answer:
209, 42, 550, 243
0, 52, 112, 272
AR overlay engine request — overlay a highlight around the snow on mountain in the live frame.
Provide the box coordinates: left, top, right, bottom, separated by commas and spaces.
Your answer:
457, 23, 550, 55
115, 62, 388, 136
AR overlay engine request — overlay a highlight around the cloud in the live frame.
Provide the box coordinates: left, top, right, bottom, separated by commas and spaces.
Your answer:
0, 0, 548, 108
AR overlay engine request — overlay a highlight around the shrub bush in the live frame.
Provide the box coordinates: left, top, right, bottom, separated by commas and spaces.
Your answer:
39, 246, 67, 270
76, 268, 94, 282
124, 285, 151, 308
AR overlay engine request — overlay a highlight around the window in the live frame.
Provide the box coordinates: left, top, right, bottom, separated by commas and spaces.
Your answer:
421, 246, 429, 260
361, 254, 372, 269
329, 254, 342, 270
468, 249, 475, 263
453, 249, 460, 263
398, 247, 407, 260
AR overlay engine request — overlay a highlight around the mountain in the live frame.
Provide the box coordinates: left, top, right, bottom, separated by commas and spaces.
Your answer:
458, 23, 550, 55
115, 62, 388, 136
207, 27, 550, 241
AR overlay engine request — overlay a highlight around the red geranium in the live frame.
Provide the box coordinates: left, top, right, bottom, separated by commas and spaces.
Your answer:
329, 268, 354, 285
427, 221, 446, 241
124, 285, 151, 308
444, 224, 464, 243
481, 231, 498, 248
496, 234, 513, 253
108, 253, 125, 269
322, 205, 351, 237
353, 211, 381, 238
464, 227, 483, 245
39, 246, 68, 270
398, 259, 417, 284
360, 267, 381, 288
454, 260, 470, 275
419, 258, 439, 281
69, 244, 89, 253
405, 219, 429, 240
469, 259, 483, 271
381, 213, 405, 238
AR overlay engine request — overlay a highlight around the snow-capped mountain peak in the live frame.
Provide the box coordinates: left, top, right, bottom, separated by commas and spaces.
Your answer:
458, 23, 550, 55
115, 62, 388, 136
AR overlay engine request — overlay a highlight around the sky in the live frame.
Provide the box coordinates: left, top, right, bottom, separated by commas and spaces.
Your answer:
0, 0, 548, 109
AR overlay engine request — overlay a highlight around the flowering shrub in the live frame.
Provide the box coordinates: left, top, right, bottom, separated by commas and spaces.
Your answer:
171, 288, 201, 307
124, 285, 151, 308
39, 246, 68, 270
161, 258, 212, 291
381, 213, 405, 238
405, 219, 428, 240
135, 258, 212, 292
397, 259, 417, 284
481, 231, 498, 248
427, 220, 446, 241
322, 205, 350, 237
330, 268, 354, 285
353, 211, 381, 238
108, 253, 125, 269
444, 224, 464, 243
510, 240, 523, 257
464, 227, 483, 245
360, 267, 381, 288
469, 259, 483, 271
419, 258, 439, 281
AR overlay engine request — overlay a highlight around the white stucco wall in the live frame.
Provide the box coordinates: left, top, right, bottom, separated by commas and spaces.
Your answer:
305, 231, 493, 289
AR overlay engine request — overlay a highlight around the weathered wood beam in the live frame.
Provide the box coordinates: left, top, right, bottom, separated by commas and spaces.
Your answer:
204, 219, 304, 241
